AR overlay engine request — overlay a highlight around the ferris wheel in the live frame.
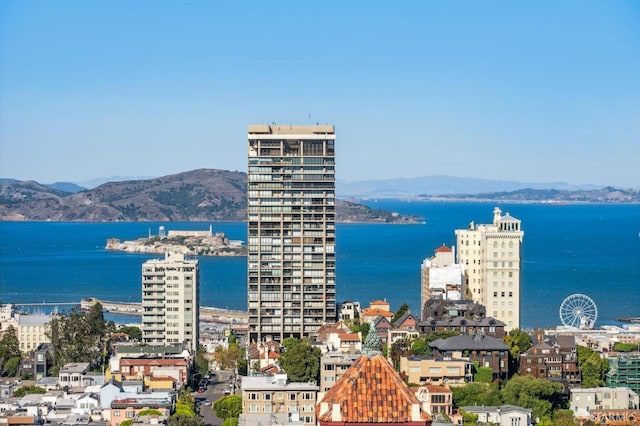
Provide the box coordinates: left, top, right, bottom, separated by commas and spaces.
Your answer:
559, 294, 598, 329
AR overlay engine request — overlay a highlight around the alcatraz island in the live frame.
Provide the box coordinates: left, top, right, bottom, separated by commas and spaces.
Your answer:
105, 225, 246, 256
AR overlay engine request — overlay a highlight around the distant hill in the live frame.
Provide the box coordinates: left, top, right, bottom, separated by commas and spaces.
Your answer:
46, 182, 86, 193
0, 169, 422, 223
336, 176, 604, 198
418, 187, 640, 203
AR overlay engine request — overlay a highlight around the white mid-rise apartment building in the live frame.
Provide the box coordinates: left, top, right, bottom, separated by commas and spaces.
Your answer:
141, 252, 199, 351
455, 207, 523, 330
420, 245, 465, 316
247, 124, 336, 343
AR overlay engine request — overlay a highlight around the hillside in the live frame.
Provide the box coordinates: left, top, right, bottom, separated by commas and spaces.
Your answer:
0, 169, 422, 223
419, 187, 640, 203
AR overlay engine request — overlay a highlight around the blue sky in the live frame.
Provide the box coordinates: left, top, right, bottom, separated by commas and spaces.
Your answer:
1, 1, 639, 187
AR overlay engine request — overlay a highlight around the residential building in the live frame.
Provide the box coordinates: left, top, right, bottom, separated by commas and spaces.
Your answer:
418, 299, 505, 339
247, 124, 336, 343
58, 363, 94, 390
17, 313, 50, 353
316, 354, 432, 425
455, 207, 524, 330
240, 373, 319, 425
458, 405, 532, 426
519, 332, 580, 390
570, 387, 639, 419
399, 356, 474, 386
337, 301, 361, 323
415, 385, 453, 417
361, 300, 394, 324
429, 334, 510, 381
319, 352, 360, 393
109, 397, 172, 426
389, 311, 420, 344
420, 245, 465, 314
141, 252, 199, 351
606, 354, 640, 394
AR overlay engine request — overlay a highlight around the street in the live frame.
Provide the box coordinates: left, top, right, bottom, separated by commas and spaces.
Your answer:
195, 370, 236, 426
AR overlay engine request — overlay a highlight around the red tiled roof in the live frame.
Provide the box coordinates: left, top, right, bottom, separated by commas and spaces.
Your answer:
370, 300, 389, 306
120, 359, 188, 367
362, 308, 394, 317
268, 350, 280, 359
338, 332, 360, 341
424, 385, 451, 394
435, 245, 452, 253
317, 354, 431, 424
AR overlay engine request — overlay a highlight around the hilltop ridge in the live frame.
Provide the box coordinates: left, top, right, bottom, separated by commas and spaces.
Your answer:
0, 169, 421, 223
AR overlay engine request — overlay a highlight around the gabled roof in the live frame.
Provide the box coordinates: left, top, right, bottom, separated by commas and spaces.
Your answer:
434, 245, 452, 253
374, 315, 393, 328
317, 354, 431, 424
393, 311, 417, 329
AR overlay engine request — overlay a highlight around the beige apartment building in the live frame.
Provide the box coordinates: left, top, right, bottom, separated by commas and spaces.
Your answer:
247, 124, 336, 343
141, 252, 199, 351
240, 373, 319, 425
399, 355, 474, 386
455, 207, 523, 330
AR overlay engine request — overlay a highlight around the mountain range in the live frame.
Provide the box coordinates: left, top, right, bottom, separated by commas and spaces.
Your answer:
1, 170, 637, 222
0, 169, 422, 222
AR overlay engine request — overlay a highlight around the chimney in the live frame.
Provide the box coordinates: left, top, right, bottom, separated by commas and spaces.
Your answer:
411, 403, 422, 421
331, 403, 342, 421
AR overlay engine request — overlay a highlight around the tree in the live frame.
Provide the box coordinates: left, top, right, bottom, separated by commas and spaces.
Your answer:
47, 307, 112, 374
0, 325, 21, 376
13, 385, 46, 397
194, 346, 210, 378
389, 337, 412, 369
118, 325, 142, 341
348, 322, 369, 341
214, 395, 242, 420
504, 328, 532, 374
474, 366, 494, 383
553, 409, 579, 426
213, 344, 242, 371
500, 375, 565, 420
278, 338, 321, 383
410, 337, 431, 356
392, 302, 410, 324
452, 382, 501, 408
578, 346, 609, 388
4, 357, 21, 377
167, 414, 204, 426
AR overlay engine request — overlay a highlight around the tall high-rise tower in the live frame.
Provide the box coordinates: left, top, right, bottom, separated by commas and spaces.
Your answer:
141, 252, 199, 351
455, 207, 523, 330
247, 124, 336, 343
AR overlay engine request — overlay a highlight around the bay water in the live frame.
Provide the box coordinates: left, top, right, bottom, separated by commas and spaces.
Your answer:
1, 201, 638, 329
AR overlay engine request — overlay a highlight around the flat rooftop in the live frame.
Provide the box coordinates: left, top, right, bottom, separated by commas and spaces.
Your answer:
248, 124, 334, 135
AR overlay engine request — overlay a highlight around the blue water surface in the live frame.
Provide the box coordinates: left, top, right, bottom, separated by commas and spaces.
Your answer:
1, 202, 639, 328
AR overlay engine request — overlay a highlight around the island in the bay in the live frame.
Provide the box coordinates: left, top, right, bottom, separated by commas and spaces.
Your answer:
105, 225, 246, 256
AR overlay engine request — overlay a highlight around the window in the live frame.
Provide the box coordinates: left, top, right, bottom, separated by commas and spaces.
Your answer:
289, 393, 297, 401
113, 411, 120, 417
249, 393, 258, 400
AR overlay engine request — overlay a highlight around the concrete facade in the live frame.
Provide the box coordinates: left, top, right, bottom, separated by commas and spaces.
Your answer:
141, 252, 199, 351
455, 207, 523, 330
240, 373, 319, 425
247, 124, 336, 343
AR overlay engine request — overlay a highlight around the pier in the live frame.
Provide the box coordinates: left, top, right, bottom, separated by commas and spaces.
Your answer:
81, 298, 248, 323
